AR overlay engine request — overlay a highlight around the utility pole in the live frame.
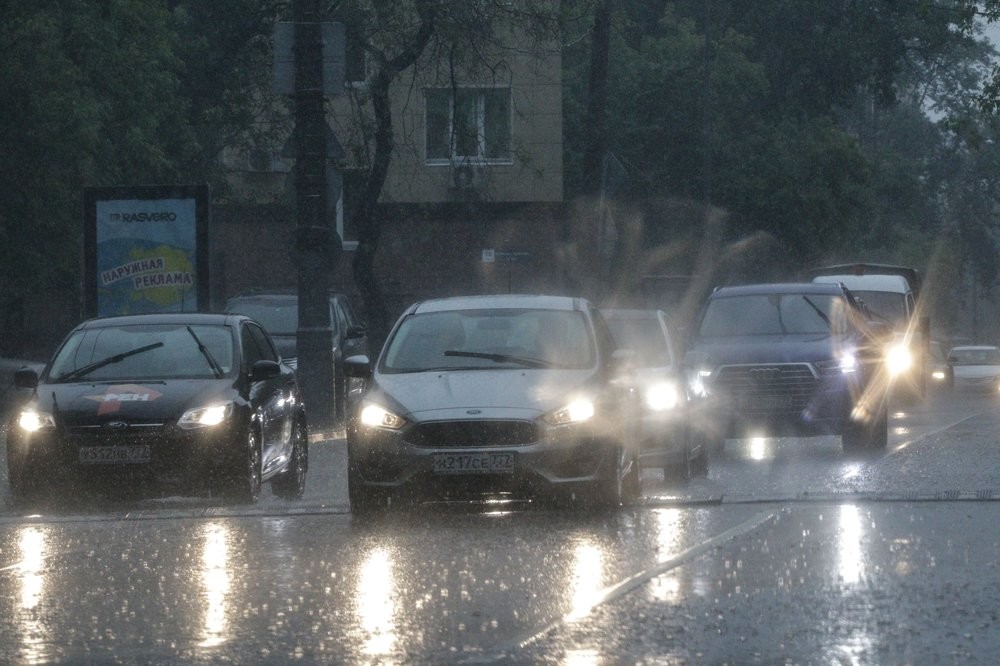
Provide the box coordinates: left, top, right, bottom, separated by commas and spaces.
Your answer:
292, 0, 338, 431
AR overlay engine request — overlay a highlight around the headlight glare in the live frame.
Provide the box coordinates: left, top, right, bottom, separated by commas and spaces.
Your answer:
544, 398, 595, 426
178, 402, 233, 429
645, 381, 680, 411
360, 404, 406, 429
18, 409, 55, 433
886, 343, 912, 376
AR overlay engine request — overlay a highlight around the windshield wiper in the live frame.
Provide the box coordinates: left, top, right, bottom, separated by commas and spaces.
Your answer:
443, 350, 553, 368
186, 326, 223, 378
57, 342, 164, 381
801, 297, 831, 330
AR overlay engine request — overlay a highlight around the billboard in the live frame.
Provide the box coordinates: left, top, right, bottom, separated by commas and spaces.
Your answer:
84, 185, 210, 318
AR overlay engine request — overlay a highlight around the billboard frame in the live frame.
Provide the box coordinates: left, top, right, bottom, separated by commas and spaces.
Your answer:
83, 184, 210, 318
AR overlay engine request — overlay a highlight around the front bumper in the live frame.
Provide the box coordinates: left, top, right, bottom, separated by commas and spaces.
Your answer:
7, 421, 243, 491
347, 417, 623, 499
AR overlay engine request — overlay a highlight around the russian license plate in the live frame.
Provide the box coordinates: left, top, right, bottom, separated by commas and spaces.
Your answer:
78, 445, 152, 464
432, 451, 516, 475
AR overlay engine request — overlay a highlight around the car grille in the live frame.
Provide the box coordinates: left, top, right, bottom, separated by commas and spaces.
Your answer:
714, 363, 818, 412
406, 420, 538, 448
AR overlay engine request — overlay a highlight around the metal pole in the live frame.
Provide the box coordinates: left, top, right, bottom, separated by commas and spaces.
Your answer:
294, 0, 336, 431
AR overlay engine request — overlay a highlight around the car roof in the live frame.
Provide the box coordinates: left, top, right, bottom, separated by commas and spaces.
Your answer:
709, 282, 846, 297
75, 312, 245, 329
225, 291, 349, 302
410, 294, 589, 314
812, 274, 910, 294
950, 345, 1000, 351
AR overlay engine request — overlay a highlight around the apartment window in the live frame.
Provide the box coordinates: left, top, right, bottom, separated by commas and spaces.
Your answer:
426, 87, 511, 163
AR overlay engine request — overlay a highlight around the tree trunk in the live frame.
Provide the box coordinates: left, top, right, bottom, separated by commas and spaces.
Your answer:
351, 1, 436, 349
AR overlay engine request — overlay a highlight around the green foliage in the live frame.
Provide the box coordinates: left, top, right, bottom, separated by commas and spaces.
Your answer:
562, 0, 1000, 287
0, 0, 283, 316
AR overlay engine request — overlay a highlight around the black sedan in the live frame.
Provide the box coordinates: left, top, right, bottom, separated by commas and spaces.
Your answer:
6, 313, 308, 502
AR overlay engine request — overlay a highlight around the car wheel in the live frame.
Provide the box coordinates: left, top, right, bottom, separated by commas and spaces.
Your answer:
226, 426, 262, 503
272, 418, 308, 500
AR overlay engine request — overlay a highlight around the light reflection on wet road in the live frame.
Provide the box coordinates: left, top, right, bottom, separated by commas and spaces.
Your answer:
1, 388, 999, 662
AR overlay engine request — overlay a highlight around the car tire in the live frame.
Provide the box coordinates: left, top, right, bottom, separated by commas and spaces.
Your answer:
225, 426, 262, 503
272, 417, 308, 500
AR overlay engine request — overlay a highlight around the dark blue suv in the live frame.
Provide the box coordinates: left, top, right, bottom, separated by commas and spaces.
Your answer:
684, 282, 889, 452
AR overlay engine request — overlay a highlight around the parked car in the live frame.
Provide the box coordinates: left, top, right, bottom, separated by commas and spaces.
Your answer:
601, 308, 708, 481
927, 340, 954, 390
947, 345, 1000, 391
684, 282, 890, 452
6, 313, 308, 503
224, 290, 368, 424
344, 294, 642, 512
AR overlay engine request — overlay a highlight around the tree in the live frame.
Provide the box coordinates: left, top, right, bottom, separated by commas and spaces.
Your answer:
329, 0, 562, 343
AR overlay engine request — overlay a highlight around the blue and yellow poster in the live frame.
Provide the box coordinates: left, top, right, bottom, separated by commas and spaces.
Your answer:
84, 186, 210, 317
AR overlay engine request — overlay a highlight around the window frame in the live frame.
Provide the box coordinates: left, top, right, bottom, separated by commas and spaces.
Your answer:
424, 86, 513, 166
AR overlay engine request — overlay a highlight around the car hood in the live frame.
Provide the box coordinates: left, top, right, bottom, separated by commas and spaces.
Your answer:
371, 368, 599, 421
688, 334, 844, 366
31, 379, 238, 427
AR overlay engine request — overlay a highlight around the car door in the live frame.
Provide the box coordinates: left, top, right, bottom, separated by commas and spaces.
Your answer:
242, 321, 296, 477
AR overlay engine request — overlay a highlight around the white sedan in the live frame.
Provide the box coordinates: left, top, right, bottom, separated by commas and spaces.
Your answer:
948, 345, 1000, 391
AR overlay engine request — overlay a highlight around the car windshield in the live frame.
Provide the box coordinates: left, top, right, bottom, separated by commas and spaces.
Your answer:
381, 309, 595, 372
851, 290, 907, 327
949, 347, 1000, 365
697, 294, 847, 337
605, 316, 672, 366
225, 300, 298, 335
47, 324, 235, 381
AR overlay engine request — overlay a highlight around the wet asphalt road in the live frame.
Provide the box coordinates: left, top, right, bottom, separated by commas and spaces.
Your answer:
2, 387, 1000, 663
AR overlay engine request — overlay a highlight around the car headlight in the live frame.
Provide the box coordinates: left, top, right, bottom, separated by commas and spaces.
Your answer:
543, 398, 595, 426
18, 409, 55, 433
360, 403, 406, 429
931, 369, 946, 381
645, 381, 680, 411
178, 402, 233, 429
885, 343, 912, 376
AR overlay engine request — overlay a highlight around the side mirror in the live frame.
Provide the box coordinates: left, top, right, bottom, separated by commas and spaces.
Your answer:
13, 368, 39, 389
250, 359, 281, 381
345, 325, 367, 340
344, 354, 372, 379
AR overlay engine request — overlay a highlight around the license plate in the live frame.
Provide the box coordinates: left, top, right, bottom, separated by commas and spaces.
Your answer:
432, 452, 516, 475
78, 445, 152, 464
740, 395, 793, 410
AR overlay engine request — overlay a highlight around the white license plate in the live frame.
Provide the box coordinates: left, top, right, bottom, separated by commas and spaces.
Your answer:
432, 452, 515, 475
78, 445, 152, 464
